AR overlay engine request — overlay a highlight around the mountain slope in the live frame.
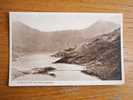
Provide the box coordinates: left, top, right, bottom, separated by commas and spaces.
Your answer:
79, 20, 120, 39
54, 28, 121, 80
12, 22, 85, 53
12, 21, 119, 53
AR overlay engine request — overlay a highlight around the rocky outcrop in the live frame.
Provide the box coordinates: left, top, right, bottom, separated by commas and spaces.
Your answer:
31, 67, 56, 74
12, 67, 56, 80
11, 68, 28, 80
51, 47, 76, 58
54, 28, 122, 80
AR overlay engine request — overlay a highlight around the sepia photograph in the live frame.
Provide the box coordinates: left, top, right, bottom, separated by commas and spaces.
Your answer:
9, 12, 124, 86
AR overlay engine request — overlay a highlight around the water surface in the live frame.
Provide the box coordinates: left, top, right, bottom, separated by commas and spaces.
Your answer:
12, 53, 100, 81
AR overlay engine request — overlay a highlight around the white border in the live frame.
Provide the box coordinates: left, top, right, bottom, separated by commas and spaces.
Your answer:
9, 12, 125, 86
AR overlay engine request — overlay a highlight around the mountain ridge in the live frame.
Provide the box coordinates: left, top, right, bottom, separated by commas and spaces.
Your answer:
54, 28, 121, 80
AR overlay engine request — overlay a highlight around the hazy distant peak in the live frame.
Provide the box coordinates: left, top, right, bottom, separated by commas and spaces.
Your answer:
12, 21, 42, 33
79, 20, 120, 38
89, 20, 119, 28
13, 21, 28, 27
93, 20, 117, 24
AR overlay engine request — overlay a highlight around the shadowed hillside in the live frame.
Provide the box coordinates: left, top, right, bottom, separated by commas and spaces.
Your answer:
54, 28, 121, 80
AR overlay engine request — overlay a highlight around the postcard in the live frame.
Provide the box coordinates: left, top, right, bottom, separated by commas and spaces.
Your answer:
9, 12, 124, 86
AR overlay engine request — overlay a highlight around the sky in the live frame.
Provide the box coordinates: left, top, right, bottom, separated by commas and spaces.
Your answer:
10, 12, 122, 32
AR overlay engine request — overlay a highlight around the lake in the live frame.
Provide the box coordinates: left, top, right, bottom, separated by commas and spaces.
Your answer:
12, 53, 100, 82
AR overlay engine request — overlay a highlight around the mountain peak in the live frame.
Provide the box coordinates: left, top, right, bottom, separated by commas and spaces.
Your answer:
80, 20, 120, 38
92, 20, 119, 27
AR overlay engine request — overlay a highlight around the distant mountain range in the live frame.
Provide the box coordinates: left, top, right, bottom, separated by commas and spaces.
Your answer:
12, 20, 119, 54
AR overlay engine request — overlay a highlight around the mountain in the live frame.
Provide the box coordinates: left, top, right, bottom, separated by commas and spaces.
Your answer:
54, 28, 121, 80
13, 22, 42, 53
80, 20, 119, 38
12, 22, 84, 54
12, 20, 119, 53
